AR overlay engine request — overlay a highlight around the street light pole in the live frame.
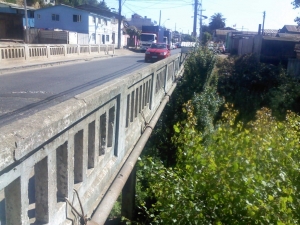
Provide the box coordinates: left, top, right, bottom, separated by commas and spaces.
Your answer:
162, 18, 170, 27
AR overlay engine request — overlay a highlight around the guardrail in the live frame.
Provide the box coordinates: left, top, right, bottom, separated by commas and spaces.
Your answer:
0, 53, 185, 225
0, 44, 115, 63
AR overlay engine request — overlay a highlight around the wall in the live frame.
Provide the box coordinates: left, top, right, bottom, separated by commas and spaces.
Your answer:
34, 5, 89, 34
88, 15, 111, 44
0, 53, 185, 225
288, 58, 300, 78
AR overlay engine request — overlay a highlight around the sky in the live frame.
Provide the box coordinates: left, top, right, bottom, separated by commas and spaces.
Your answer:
105, 0, 300, 34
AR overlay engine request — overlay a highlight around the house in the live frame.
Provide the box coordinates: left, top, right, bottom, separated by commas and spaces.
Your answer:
34, 4, 112, 45
225, 31, 258, 55
279, 25, 300, 34
260, 35, 300, 65
0, 1, 35, 40
125, 13, 154, 30
213, 27, 236, 42
75, 4, 127, 47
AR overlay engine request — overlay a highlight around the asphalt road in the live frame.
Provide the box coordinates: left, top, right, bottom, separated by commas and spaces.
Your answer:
0, 48, 181, 127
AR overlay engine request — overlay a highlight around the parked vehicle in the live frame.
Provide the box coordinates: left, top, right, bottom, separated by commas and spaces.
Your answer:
145, 43, 171, 62
175, 42, 181, 48
164, 29, 172, 46
139, 26, 165, 52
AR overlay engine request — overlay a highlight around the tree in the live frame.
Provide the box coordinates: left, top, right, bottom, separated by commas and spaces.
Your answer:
182, 34, 196, 42
125, 26, 141, 47
292, 0, 300, 8
202, 31, 212, 45
208, 13, 226, 30
98, 0, 110, 11
292, 0, 300, 24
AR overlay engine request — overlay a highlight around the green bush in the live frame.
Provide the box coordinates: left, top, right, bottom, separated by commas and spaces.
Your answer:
216, 54, 300, 122
138, 103, 300, 224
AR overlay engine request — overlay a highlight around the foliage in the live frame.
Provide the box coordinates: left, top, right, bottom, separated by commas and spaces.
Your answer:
209, 13, 226, 30
192, 84, 224, 140
138, 103, 300, 224
268, 78, 300, 119
202, 31, 212, 45
182, 34, 196, 42
201, 24, 212, 35
179, 47, 216, 101
291, 0, 300, 24
52, 0, 111, 8
216, 53, 300, 122
144, 46, 217, 167
292, 0, 300, 8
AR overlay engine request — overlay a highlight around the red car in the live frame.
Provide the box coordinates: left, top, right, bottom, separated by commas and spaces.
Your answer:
145, 43, 171, 62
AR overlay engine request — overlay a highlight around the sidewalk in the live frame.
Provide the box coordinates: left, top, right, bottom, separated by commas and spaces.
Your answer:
0, 47, 140, 75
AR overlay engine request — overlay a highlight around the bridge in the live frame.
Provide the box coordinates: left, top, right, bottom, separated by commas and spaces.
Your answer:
0, 44, 187, 225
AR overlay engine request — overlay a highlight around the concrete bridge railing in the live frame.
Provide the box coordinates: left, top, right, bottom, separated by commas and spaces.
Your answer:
0, 44, 115, 65
0, 53, 185, 225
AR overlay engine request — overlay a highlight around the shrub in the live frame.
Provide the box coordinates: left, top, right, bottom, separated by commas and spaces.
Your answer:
138, 103, 300, 224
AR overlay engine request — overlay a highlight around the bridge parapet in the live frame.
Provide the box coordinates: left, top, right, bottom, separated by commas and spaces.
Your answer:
0, 54, 185, 225
0, 44, 115, 65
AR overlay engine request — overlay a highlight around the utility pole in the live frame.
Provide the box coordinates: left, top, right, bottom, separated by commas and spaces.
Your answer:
199, 0, 205, 45
24, 0, 29, 43
262, 11, 266, 36
117, 0, 121, 49
193, 0, 198, 38
159, 10, 161, 26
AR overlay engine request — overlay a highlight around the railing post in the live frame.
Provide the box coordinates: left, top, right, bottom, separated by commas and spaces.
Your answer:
46, 45, 50, 59
64, 44, 67, 56
24, 44, 29, 60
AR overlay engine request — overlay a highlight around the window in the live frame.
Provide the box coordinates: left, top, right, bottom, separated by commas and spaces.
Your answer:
73, 15, 82, 22
106, 35, 109, 42
104, 19, 107, 25
93, 16, 96, 23
37, 14, 41, 19
52, 14, 59, 21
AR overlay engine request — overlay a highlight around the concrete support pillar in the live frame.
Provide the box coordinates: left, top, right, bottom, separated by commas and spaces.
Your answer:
88, 121, 96, 169
74, 130, 84, 183
35, 157, 49, 223
5, 178, 22, 225
121, 166, 136, 221
35, 153, 56, 224
56, 142, 69, 201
